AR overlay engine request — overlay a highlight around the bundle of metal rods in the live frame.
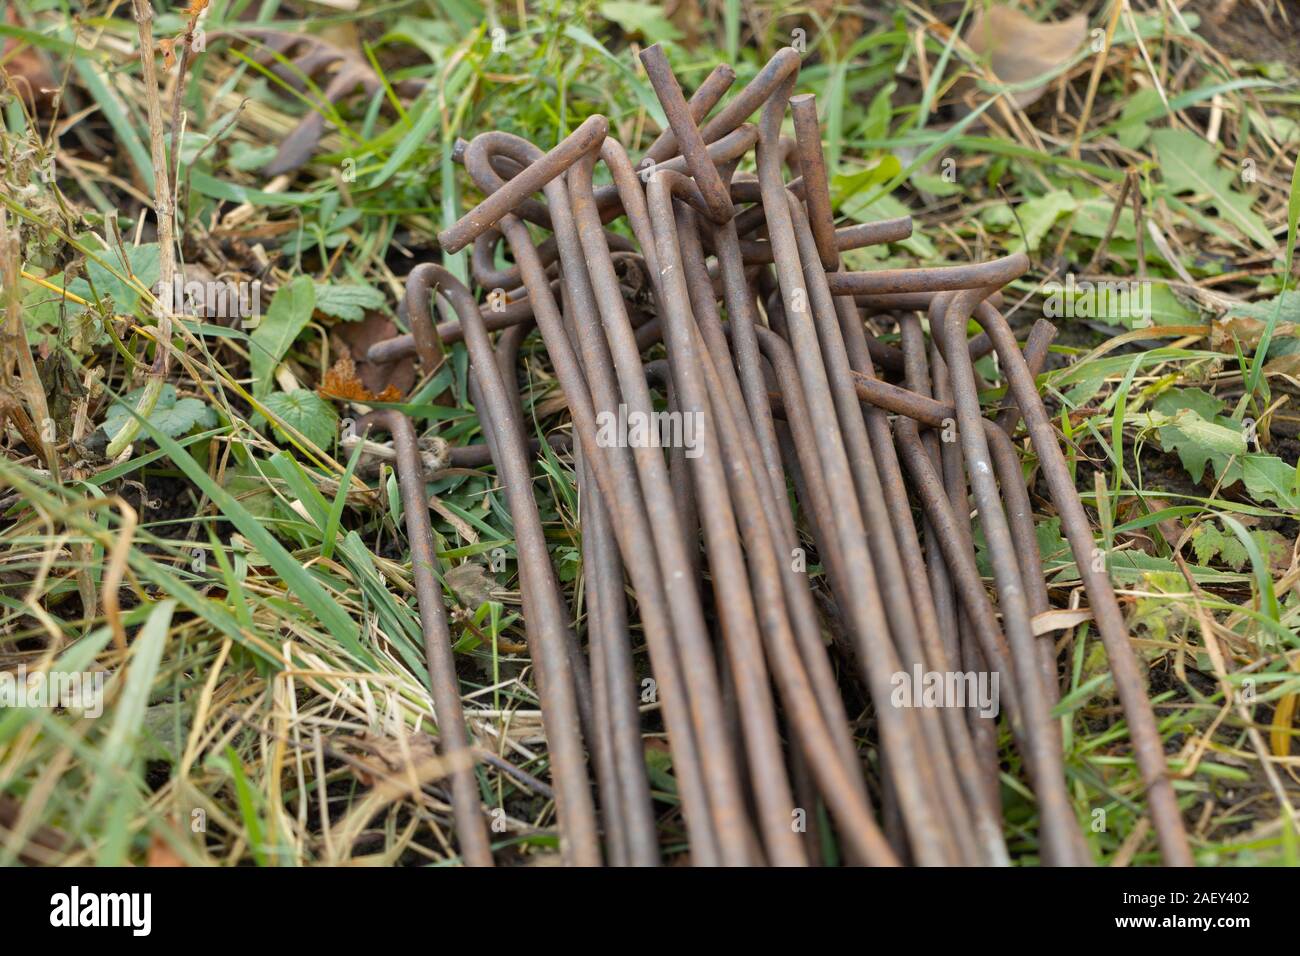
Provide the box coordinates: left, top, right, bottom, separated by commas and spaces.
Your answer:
358, 45, 1193, 867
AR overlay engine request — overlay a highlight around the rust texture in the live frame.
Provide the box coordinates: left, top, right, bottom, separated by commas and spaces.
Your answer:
350, 44, 1192, 867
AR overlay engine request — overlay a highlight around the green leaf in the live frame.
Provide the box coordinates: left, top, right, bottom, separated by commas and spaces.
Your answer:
103, 383, 216, 440
1152, 387, 1226, 421
1115, 88, 1164, 149
228, 142, 278, 172
1154, 409, 1246, 483
85, 242, 160, 312
911, 171, 963, 197
249, 277, 317, 398
1221, 515, 1283, 623
1239, 454, 1300, 510
1190, 523, 1248, 570
1152, 128, 1274, 249
1007, 190, 1076, 253
1072, 196, 1136, 241
1243, 153, 1300, 401
368, 87, 442, 189
189, 171, 321, 207
254, 389, 338, 449
833, 155, 904, 212
313, 282, 387, 321
598, 1, 682, 43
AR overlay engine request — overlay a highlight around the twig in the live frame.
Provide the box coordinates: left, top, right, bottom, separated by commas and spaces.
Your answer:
0, 209, 57, 476
1084, 169, 1134, 273
107, 1, 177, 460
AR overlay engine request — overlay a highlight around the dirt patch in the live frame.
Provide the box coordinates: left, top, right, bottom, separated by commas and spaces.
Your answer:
1191, 0, 1300, 70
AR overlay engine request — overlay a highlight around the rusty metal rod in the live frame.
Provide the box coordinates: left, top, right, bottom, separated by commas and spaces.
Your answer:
356, 408, 494, 867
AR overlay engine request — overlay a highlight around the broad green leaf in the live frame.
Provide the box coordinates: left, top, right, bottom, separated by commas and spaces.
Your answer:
1239, 455, 1300, 510
103, 383, 216, 440
1154, 409, 1246, 483
1115, 88, 1164, 149
249, 277, 317, 397
255, 390, 338, 449
228, 142, 278, 172
598, 1, 682, 43
1007, 190, 1076, 253
1072, 197, 1136, 241
1153, 387, 1226, 421
313, 282, 387, 321
1152, 128, 1274, 248
832, 155, 903, 212
84, 242, 160, 311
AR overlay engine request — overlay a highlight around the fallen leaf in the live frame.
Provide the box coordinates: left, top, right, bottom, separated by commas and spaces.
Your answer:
332, 315, 416, 397
337, 731, 449, 788
446, 562, 500, 610
319, 353, 402, 403
1031, 607, 1093, 636
965, 7, 1086, 109
1212, 316, 1297, 353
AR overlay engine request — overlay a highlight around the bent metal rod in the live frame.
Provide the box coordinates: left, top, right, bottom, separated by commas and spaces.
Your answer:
353, 43, 1192, 868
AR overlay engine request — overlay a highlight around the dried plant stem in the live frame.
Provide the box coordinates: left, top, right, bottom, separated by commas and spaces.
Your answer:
107, 0, 176, 460
0, 208, 57, 476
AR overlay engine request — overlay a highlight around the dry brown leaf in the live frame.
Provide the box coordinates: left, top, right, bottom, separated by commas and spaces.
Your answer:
333, 315, 417, 396
338, 731, 447, 788
319, 353, 402, 403
1264, 352, 1300, 378
965, 7, 1086, 109
1212, 315, 1297, 353
158, 37, 177, 71
446, 562, 499, 610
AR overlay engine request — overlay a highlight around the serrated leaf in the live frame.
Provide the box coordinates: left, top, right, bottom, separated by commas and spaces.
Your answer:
1153, 128, 1274, 248
249, 277, 316, 397
1155, 409, 1246, 483
313, 282, 387, 321
1191, 523, 1249, 570
254, 389, 338, 449
103, 383, 216, 440
83, 242, 160, 313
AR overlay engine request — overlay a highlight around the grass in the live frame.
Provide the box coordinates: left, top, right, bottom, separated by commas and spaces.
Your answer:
0, 0, 1297, 866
